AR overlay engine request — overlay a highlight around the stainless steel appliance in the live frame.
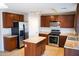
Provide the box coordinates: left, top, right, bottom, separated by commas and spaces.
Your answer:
11, 22, 25, 48
48, 30, 60, 47
50, 21, 60, 30
49, 21, 60, 47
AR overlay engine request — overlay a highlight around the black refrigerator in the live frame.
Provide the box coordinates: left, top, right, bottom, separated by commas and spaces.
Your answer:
11, 22, 25, 49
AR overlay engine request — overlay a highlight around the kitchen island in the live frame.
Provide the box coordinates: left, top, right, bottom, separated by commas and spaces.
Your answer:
23, 36, 46, 56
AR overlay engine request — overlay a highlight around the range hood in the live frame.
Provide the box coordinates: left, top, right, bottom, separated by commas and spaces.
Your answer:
50, 21, 60, 27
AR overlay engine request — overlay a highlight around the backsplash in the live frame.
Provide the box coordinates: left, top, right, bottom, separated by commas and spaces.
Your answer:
3, 28, 11, 35
60, 28, 75, 33
40, 27, 75, 34
40, 27, 51, 33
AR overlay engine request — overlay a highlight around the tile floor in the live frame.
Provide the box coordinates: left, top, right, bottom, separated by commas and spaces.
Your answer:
0, 45, 64, 56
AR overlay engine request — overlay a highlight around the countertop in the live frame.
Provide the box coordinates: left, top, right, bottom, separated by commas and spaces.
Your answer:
64, 35, 79, 50
39, 31, 76, 36
39, 32, 50, 35
4, 35, 18, 38
23, 36, 46, 44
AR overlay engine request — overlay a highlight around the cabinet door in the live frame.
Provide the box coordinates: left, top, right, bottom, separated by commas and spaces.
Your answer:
14, 14, 20, 21
41, 16, 50, 27
11, 37, 17, 50
41, 16, 46, 27
36, 46, 42, 56
50, 15, 58, 21
39, 34, 48, 45
4, 37, 17, 51
3, 12, 14, 28
19, 15, 24, 21
58, 15, 74, 28
59, 36, 67, 47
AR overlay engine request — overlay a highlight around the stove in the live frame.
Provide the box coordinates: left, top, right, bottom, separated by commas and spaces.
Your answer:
49, 30, 60, 35
48, 30, 60, 47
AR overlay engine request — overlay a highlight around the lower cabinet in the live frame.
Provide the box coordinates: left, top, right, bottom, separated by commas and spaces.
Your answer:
64, 48, 79, 56
24, 39, 46, 56
39, 34, 67, 47
4, 37, 17, 51
59, 35, 67, 47
39, 33, 48, 45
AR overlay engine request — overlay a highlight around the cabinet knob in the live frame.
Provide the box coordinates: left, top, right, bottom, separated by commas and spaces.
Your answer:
25, 44, 27, 47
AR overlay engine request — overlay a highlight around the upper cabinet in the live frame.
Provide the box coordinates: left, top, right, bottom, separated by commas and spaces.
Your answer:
3, 12, 24, 28
3, 12, 14, 28
41, 15, 75, 28
50, 15, 58, 21
13, 14, 20, 21
41, 16, 50, 27
58, 15, 75, 28
19, 15, 24, 21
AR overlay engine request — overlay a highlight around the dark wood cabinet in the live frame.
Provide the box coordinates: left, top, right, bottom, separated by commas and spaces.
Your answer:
41, 16, 50, 27
41, 15, 74, 28
4, 37, 17, 51
19, 15, 24, 21
39, 33, 48, 45
64, 48, 79, 56
58, 15, 75, 28
24, 39, 46, 56
3, 12, 14, 28
59, 35, 67, 47
50, 15, 58, 21
3, 12, 24, 28
14, 14, 20, 21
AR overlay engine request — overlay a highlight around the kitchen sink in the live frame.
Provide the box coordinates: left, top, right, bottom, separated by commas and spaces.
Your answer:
64, 35, 79, 50
67, 36, 78, 41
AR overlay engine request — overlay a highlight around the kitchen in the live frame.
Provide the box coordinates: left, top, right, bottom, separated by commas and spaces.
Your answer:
0, 3, 79, 56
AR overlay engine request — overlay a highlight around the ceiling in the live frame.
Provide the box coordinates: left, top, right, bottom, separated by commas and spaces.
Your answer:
4, 3, 77, 15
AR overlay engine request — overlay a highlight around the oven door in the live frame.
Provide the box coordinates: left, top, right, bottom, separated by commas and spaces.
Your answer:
48, 35, 59, 46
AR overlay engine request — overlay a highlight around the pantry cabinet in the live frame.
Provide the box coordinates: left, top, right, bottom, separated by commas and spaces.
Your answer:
3, 12, 24, 28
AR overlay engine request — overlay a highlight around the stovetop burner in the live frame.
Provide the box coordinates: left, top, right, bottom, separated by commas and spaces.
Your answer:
51, 30, 60, 32
49, 30, 60, 35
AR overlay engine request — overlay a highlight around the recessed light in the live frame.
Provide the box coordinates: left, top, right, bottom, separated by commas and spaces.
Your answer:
61, 8, 67, 9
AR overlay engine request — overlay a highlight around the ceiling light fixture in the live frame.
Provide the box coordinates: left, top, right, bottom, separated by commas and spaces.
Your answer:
0, 3, 8, 9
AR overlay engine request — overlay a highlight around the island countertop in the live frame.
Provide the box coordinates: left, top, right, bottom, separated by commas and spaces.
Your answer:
23, 36, 46, 44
